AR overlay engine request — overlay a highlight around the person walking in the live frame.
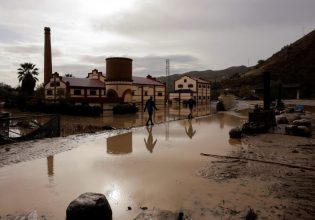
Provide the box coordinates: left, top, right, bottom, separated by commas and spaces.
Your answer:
187, 95, 196, 119
144, 96, 158, 126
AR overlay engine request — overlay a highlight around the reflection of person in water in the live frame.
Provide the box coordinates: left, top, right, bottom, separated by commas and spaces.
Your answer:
185, 119, 196, 139
144, 126, 157, 153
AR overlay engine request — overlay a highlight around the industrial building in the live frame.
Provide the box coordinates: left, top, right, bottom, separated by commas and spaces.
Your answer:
169, 75, 211, 104
43, 27, 166, 108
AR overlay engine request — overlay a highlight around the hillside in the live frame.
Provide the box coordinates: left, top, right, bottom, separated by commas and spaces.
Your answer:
157, 66, 248, 92
224, 29, 315, 98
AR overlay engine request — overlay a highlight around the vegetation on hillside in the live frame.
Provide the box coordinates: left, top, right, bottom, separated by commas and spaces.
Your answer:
223, 30, 315, 98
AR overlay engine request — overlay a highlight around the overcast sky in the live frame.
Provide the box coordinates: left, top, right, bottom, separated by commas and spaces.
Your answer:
0, 0, 314, 87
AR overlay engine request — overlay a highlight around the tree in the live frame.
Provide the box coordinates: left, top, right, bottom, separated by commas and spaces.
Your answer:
17, 63, 39, 96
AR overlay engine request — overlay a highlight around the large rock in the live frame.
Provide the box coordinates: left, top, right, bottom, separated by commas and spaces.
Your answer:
66, 192, 112, 220
285, 125, 311, 137
292, 119, 312, 127
229, 127, 242, 138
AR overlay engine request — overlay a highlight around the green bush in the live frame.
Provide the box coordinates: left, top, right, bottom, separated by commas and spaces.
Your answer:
113, 103, 138, 114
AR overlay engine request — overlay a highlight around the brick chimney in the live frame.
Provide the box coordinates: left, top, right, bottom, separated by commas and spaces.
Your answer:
44, 27, 52, 84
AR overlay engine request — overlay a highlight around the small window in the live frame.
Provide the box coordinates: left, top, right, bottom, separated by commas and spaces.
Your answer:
198, 85, 201, 88
47, 90, 53, 95
203, 96, 205, 99
104, 90, 106, 95
194, 96, 196, 100
144, 91, 148, 96
90, 90, 97, 96
178, 84, 183, 88
132, 91, 135, 96
208, 96, 210, 99
74, 89, 81, 95
208, 85, 210, 88
184, 79, 187, 83
158, 92, 163, 96
188, 84, 193, 88
199, 96, 201, 99
203, 85, 205, 88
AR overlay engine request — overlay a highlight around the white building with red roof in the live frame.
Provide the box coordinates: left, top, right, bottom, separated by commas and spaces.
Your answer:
169, 75, 210, 104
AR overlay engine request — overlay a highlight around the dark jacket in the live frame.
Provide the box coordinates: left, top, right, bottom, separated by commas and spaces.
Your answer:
144, 99, 157, 113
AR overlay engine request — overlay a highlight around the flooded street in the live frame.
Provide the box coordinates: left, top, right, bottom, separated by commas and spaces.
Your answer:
0, 105, 314, 219
0, 112, 248, 219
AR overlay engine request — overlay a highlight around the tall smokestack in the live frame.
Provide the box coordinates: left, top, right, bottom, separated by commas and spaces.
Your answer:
44, 27, 52, 84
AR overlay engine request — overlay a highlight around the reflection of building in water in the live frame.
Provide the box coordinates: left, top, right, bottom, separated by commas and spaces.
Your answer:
144, 126, 157, 153
185, 120, 196, 139
107, 132, 132, 154
169, 104, 211, 118
216, 113, 242, 129
47, 155, 54, 176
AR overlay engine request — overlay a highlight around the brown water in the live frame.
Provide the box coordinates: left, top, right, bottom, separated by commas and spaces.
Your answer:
0, 113, 249, 219
59, 104, 212, 136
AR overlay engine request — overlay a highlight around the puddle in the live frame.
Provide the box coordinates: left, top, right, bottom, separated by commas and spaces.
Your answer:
0, 113, 248, 219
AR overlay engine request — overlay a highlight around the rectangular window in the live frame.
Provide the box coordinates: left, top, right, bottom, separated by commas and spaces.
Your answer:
208, 96, 210, 99
46, 90, 53, 95
203, 85, 205, 88
132, 91, 135, 96
184, 79, 187, 83
178, 84, 183, 88
198, 84, 201, 88
74, 89, 81, 95
90, 90, 97, 96
144, 91, 148, 96
157, 92, 163, 96
199, 96, 201, 99
203, 96, 205, 99
188, 84, 193, 88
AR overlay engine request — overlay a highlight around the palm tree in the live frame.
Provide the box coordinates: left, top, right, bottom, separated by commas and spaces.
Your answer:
17, 63, 39, 96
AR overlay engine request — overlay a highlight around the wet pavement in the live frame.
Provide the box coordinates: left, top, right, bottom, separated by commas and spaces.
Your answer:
0, 112, 246, 219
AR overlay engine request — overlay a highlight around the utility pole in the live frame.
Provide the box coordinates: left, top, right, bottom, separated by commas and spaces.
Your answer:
166, 59, 170, 100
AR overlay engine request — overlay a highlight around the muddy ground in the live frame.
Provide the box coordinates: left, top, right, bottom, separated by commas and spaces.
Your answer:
0, 101, 315, 220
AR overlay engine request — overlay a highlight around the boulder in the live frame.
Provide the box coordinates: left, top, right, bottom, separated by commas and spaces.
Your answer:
285, 125, 311, 137
285, 125, 298, 135
216, 101, 225, 111
66, 192, 112, 220
292, 119, 312, 127
229, 127, 242, 138
297, 126, 311, 137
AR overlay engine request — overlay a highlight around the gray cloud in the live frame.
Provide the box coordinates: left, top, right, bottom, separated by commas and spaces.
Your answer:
96, 0, 315, 36
0, 0, 314, 87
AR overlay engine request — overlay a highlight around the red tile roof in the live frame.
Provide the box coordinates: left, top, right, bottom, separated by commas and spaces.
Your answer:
62, 77, 104, 88
132, 76, 164, 86
189, 76, 209, 84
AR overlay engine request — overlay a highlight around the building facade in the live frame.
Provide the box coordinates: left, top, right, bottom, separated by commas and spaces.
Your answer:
169, 75, 211, 104
44, 69, 166, 108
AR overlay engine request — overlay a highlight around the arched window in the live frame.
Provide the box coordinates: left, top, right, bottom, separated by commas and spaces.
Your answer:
107, 89, 118, 98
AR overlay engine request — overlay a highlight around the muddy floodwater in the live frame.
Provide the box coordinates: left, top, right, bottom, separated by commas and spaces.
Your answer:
1, 106, 314, 219
0, 112, 249, 219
